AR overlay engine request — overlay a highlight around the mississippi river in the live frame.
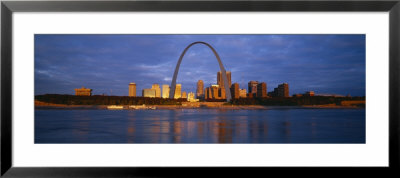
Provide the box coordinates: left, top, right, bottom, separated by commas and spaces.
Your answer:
35, 108, 365, 143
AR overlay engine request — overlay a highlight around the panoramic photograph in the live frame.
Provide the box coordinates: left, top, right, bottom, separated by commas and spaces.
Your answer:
34, 34, 366, 143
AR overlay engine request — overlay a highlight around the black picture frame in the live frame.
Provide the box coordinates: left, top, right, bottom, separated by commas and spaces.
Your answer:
1, 0, 399, 177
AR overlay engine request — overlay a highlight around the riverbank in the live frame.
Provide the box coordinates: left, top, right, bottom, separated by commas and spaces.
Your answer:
35, 101, 364, 110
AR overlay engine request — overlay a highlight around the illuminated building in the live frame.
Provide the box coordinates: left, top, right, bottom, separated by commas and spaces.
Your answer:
217, 71, 232, 88
75, 86, 92, 96
196, 80, 204, 99
205, 87, 214, 99
162, 84, 170, 98
257, 82, 267, 98
128, 83, 136, 97
230, 83, 240, 99
182, 91, 187, 99
151, 83, 161, 98
174, 84, 182, 99
142, 88, 156, 98
211, 85, 220, 99
239, 89, 247, 98
205, 87, 212, 99
219, 87, 226, 99
187, 92, 198, 102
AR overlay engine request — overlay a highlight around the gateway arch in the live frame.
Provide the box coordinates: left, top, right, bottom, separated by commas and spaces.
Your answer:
169, 41, 232, 101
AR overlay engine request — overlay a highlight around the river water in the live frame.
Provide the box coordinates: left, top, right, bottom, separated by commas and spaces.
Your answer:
35, 108, 365, 143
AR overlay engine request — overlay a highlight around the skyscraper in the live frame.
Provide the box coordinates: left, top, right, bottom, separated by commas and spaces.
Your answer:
257, 82, 267, 98
174, 84, 182, 99
231, 83, 240, 99
151, 84, 161, 98
248, 81, 258, 96
182, 91, 187, 99
277, 83, 289, 97
217, 71, 231, 89
128, 83, 136, 97
162, 84, 170, 98
196, 80, 204, 99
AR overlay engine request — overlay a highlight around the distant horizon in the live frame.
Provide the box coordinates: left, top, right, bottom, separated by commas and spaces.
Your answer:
35, 34, 366, 97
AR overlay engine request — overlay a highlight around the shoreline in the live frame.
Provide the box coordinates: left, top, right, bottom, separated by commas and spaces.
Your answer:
34, 104, 364, 110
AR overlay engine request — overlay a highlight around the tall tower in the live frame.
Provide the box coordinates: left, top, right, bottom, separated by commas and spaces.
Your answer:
151, 83, 161, 98
128, 83, 136, 97
217, 71, 231, 88
174, 84, 182, 99
196, 80, 204, 99
162, 84, 170, 98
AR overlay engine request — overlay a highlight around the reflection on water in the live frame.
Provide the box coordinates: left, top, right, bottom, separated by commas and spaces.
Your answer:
35, 109, 365, 143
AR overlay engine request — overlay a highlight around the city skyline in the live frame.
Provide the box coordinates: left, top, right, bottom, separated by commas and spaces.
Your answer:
35, 34, 366, 97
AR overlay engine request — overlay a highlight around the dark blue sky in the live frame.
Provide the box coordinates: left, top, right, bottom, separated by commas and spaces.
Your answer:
34, 34, 365, 96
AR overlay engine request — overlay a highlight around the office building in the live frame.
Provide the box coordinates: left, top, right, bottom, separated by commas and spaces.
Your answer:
162, 84, 170, 98
277, 83, 289, 97
75, 86, 92, 96
248, 81, 258, 97
142, 88, 156, 98
211, 85, 220, 99
268, 83, 289, 97
151, 83, 161, 98
205, 87, 212, 99
182, 91, 187, 99
268, 87, 279, 97
217, 71, 232, 88
187, 92, 198, 102
128, 83, 136, 97
239, 89, 247, 98
174, 84, 182, 99
196, 80, 204, 99
219, 87, 226, 99
205, 87, 210, 99
257, 82, 267, 98
231, 83, 240, 99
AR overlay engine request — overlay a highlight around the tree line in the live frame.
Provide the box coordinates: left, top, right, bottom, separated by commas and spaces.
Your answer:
229, 96, 365, 106
35, 94, 187, 105
35, 94, 365, 106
